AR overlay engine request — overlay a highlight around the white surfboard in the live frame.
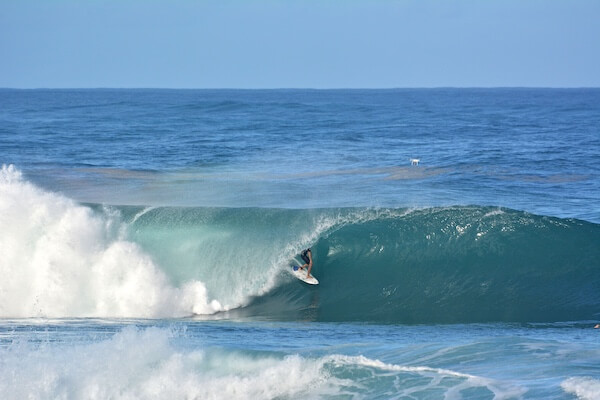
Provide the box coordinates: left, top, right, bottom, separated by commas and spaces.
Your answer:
291, 265, 319, 285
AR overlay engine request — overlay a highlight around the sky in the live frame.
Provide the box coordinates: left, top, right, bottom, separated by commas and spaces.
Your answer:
1, 0, 599, 88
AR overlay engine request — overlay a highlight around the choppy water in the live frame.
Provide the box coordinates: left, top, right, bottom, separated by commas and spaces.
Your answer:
1, 89, 599, 399
1, 320, 599, 399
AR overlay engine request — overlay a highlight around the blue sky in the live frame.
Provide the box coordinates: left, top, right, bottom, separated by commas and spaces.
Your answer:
1, 0, 599, 88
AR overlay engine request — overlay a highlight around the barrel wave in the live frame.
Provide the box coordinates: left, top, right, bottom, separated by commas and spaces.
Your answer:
98, 204, 600, 324
2, 165, 599, 323
244, 207, 600, 323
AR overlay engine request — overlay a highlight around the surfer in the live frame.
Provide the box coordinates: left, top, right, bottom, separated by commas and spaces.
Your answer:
299, 248, 314, 279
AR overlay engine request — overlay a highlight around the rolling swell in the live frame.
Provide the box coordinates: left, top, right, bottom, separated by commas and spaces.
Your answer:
240, 207, 600, 323
2, 166, 598, 322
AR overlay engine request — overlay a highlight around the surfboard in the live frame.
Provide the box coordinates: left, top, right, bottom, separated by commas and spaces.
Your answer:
291, 265, 319, 285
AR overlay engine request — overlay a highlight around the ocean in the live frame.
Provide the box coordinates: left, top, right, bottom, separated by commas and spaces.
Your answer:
0, 88, 599, 399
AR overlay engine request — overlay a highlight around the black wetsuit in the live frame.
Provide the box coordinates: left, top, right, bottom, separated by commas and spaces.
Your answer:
300, 249, 311, 264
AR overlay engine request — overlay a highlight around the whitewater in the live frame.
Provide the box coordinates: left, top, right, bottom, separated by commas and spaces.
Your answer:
1, 89, 599, 399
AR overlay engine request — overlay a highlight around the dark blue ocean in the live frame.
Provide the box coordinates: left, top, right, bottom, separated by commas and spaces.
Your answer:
1, 89, 599, 399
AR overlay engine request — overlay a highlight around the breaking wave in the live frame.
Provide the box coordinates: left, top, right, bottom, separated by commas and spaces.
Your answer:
1, 165, 599, 323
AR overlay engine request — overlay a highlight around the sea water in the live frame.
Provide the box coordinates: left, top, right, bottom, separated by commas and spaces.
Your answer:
0, 89, 599, 399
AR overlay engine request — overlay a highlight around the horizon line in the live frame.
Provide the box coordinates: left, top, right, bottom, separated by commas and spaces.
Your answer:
1, 86, 599, 91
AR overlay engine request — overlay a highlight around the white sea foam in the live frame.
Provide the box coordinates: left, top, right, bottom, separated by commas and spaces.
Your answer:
0, 327, 337, 399
0, 326, 520, 400
562, 377, 600, 400
0, 165, 222, 318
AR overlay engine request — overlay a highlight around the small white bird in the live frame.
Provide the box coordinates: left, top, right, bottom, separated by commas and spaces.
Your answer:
410, 158, 420, 166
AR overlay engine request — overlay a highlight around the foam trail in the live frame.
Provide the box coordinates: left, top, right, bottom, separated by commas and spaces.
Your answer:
0, 165, 221, 318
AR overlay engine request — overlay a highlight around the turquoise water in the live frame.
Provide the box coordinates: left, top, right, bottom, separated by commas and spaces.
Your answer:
1, 89, 599, 399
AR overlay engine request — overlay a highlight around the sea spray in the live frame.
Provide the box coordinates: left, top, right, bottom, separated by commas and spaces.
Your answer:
0, 165, 221, 318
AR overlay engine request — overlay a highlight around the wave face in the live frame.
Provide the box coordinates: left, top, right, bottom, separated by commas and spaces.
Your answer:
258, 207, 600, 323
2, 165, 599, 322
